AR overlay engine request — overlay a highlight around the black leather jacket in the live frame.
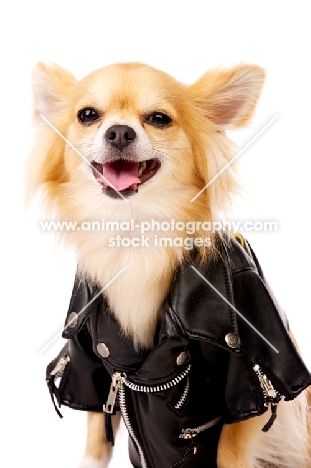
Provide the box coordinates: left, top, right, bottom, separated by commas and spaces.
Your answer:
46, 235, 311, 468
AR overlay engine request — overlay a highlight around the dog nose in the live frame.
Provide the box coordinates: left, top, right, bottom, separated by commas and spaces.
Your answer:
105, 125, 136, 150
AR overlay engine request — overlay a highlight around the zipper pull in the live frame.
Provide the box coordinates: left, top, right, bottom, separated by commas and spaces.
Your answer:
179, 428, 197, 439
266, 379, 279, 399
262, 402, 278, 432
253, 364, 276, 407
253, 364, 283, 432
50, 356, 70, 379
259, 374, 274, 401
103, 372, 122, 414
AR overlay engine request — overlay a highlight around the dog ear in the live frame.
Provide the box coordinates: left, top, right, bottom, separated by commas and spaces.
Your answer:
189, 65, 265, 129
32, 62, 76, 119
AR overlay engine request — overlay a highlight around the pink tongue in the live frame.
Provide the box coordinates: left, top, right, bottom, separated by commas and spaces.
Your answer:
101, 161, 141, 190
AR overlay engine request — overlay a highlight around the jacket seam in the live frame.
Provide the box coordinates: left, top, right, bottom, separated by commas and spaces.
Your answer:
232, 266, 257, 275
222, 261, 237, 335
132, 390, 155, 468
94, 308, 101, 360
183, 329, 240, 353
258, 359, 311, 397
61, 398, 103, 411
169, 305, 242, 354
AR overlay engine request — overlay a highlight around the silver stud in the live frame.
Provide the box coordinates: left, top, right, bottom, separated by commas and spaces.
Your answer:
97, 342, 110, 358
67, 312, 78, 328
176, 351, 187, 366
225, 332, 240, 349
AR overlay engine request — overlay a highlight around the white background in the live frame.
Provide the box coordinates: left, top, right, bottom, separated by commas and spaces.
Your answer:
1, 1, 311, 467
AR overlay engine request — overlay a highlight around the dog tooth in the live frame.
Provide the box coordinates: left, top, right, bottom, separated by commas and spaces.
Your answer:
138, 161, 147, 177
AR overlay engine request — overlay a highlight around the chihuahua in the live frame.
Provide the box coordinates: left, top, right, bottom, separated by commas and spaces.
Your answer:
28, 62, 311, 468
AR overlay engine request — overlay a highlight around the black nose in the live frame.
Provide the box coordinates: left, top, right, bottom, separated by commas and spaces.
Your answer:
105, 125, 136, 150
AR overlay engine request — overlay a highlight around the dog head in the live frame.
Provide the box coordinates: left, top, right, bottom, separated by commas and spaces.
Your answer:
28, 61, 265, 252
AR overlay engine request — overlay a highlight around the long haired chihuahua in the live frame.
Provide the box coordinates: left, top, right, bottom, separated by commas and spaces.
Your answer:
28, 62, 311, 467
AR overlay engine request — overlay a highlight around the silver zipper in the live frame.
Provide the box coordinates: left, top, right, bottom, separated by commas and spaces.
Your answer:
253, 364, 284, 407
175, 375, 190, 410
103, 366, 192, 468
50, 356, 70, 379
118, 376, 149, 468
179, 416, 222, 439
121, 364, 191, 393
103, 372, 122, 414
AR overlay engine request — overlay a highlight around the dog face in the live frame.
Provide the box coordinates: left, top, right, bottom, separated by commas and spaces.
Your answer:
65, 64, 197, 200
29, 62, 265, 243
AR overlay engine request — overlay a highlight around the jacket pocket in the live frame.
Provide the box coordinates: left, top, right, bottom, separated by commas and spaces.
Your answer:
179, 416, 222, 440
121, 364, 192, 394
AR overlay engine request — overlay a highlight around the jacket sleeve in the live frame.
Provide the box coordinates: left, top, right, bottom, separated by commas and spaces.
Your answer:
224, 236, 311, 424
46, 277, 111, 415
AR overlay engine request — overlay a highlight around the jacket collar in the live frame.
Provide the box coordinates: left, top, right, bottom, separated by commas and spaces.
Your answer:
169, 241, 242, 354
63, 237, 246, 355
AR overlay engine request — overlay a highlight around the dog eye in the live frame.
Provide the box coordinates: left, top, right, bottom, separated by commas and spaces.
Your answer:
77, 107, 100, 124
145, 112, 172, 127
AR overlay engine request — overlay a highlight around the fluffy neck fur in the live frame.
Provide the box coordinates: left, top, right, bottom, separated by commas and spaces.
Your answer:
80, 245, 179, 350
56, 180, 207, 349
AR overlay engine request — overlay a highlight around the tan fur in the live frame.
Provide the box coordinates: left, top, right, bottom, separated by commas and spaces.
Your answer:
217, 414, 269, 468
219, 395, 311, 468
84, 412, 111, 460
84, 412, 120, 461
28, 61, 310, 466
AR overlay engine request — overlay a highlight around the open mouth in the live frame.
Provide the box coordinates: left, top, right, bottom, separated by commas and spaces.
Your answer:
91, 159, 161, 198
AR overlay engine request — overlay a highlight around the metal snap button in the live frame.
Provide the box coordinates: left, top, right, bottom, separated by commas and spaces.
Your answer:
225, 332, 240, 349
97, 342, 110, 358
176, 351, 187, 366
67, 312, 78, 328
